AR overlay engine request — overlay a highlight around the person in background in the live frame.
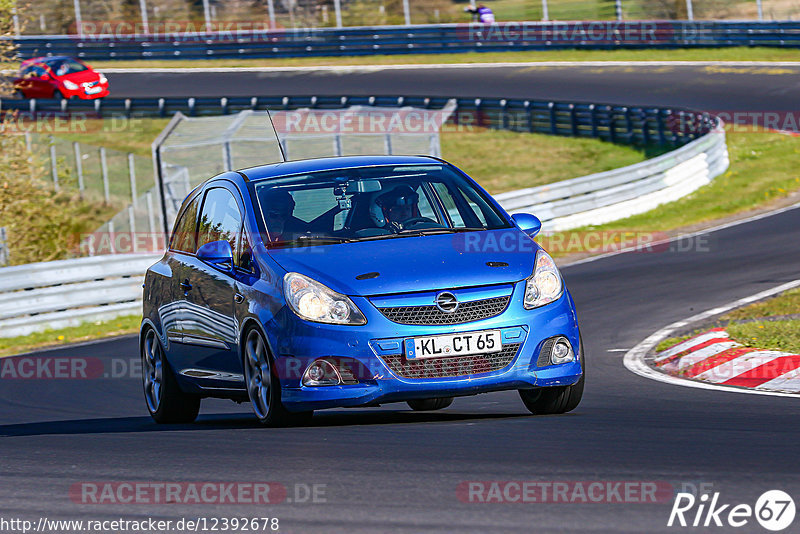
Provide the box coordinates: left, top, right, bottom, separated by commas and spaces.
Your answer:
464, 3, 495, 24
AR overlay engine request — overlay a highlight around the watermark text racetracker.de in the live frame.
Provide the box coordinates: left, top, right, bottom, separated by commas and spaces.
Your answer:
0, 516, 281, 533
458, 480, 674, 503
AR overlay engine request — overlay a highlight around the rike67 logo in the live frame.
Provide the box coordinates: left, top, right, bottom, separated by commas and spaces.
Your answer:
668, 490, 795, 531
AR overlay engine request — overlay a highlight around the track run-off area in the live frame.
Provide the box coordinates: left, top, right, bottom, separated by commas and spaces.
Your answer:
2, 63, 800, 533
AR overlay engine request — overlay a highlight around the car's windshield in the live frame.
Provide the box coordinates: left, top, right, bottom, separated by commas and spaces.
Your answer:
252, 164, 510, 247
46, 59, 88, 76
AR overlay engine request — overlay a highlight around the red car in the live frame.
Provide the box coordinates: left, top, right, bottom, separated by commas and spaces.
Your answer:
13, 56, 109, 100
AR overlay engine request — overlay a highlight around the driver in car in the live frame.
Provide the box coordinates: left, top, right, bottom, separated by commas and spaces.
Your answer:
262, 189, 308, 242
373, 185, 422, 231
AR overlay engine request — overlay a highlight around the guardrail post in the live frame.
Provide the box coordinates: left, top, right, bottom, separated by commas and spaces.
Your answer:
608, 106, 617, 143
623, 107, 633, 143
221, 97, 228, 115
158, 98, 165, 117
499, 100, 508, 130
188, 98, 196, 116
100, 147, 110, 204
524, 101, 533, 133
589, 104, 598, 138
548, 102, 557, 135
333, 134, 343, 156
641, 110, 651, 146
128, 153, 138, 208
49, 138, 59, 192
657, 109, 667, 146
569, 104, 578, 136
73, 142, 85, 194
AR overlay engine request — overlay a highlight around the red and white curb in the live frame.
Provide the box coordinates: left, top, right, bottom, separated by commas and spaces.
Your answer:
654, 328, 800, 393
624, 279, 800, 398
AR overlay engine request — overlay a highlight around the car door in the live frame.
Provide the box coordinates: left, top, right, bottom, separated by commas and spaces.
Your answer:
163, 192, 202, 347
22, 64, 51, 98
179, 184, 243, 384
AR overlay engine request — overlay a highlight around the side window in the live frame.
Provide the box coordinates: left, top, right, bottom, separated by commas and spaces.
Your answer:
415, 185, 436, 220
170, 195, 200, 253
197, 188, 242, 252
237, 224, 255, 273
432, 182, 466, 227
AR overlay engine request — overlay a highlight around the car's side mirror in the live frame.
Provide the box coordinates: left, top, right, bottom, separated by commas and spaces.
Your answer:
196, 240, 234, 268
512, 213, 542, 237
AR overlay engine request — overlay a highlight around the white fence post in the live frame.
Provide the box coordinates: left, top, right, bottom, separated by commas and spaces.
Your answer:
73, 142, 84, 194
128, 153, 138, 208
100, 147, 110, 203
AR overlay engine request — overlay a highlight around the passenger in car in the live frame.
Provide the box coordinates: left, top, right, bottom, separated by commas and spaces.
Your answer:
262, 189, 308, 241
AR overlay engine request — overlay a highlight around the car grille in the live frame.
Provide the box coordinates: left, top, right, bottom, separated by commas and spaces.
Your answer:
376, 295, 511, 325
379, 343, 521, 379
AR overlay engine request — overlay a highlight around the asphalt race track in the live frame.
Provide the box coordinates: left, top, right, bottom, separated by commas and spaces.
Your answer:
2, 65, 800, 533
105, 64, 800, 112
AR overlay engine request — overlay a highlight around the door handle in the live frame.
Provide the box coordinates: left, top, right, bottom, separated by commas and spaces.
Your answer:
234, 293, 244, 303
180, 280, 192, 292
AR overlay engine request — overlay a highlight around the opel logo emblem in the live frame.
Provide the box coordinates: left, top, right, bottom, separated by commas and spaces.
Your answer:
435, 292, 459, 313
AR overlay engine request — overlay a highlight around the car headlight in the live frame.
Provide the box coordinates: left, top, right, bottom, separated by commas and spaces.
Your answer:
98, 73, 108, 84
283, 272, 366, 325
62, 80, 79, 90
524, 250, 563, 309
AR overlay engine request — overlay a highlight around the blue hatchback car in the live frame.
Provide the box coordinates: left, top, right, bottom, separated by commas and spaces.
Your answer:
141, 155, 584, 426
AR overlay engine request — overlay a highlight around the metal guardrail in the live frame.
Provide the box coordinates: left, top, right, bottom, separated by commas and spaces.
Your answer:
496, 122, 728, 231
0, 95, 716, 149
8, 21, 800, 60
0, 254, 159, 337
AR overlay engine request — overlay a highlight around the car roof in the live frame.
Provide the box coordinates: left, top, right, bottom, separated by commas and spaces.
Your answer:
239, 155, 443, 182
22, 56, 83, 66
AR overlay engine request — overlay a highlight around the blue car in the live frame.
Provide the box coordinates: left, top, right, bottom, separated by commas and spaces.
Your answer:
141, 155, 584, 426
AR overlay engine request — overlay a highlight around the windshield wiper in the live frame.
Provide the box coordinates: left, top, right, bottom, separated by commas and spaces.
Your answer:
267, 236, 351, 248
395, 227, 486, 236
355, 227, 486, 242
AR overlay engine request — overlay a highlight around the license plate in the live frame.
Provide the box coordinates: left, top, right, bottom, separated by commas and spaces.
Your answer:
405, 330, 502, 360
85, 86, 102, 95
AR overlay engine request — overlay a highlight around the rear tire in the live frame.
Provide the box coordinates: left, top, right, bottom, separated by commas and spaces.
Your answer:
407, 397, 454, 411
243, 328, 313, 427
519, 337, 585, 415
141, 328, 201, 424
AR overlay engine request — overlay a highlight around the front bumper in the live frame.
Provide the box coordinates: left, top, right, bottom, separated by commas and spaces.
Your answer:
268, 282, 582, 412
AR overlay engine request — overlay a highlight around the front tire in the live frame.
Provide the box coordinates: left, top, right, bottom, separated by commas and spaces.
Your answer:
519, 338, 585, 415
141, 328, 201, 424
407, 397, 454, 411
243, 328, 313, 427
53, 89, 65, 100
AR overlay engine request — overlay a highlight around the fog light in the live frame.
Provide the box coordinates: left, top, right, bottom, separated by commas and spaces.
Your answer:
551, 338, 575, 365
302, 359, 342, 387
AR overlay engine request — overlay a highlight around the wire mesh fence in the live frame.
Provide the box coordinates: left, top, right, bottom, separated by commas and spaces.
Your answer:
153, 102, 456, 232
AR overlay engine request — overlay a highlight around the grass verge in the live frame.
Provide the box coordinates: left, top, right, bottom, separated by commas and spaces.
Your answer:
656, 287, 800, 354
89, 47, 800, 70
441, 127, 653, 194
726, 320, 800, 354
0, 315, 140, 359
